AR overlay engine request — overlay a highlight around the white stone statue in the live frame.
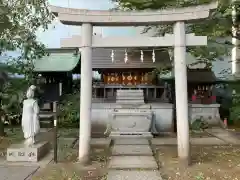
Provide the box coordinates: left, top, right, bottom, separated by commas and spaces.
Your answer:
21, 85, 40, 146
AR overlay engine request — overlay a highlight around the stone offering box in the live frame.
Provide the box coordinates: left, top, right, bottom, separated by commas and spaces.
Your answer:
7, 141, 50, 162
189, 104, 220, 125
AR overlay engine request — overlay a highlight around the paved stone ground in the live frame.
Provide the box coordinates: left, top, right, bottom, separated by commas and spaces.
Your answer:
107, 138, 162, 180
151, 137, 227, 146
0, 166, 39, 180
205, 128, 240, 145
107, 170, 162, 180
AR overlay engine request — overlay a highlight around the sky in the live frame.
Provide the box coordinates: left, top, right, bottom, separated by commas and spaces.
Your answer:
37, 0, 136, 48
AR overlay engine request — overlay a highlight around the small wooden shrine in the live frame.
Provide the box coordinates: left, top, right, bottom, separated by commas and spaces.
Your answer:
33, 48, 80, 95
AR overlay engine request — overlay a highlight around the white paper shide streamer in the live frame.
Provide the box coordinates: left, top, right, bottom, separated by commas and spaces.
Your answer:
124, 49, 128, 63
140, 50, 144, 62
152, 49, 155, 63
111, 50, 114, 63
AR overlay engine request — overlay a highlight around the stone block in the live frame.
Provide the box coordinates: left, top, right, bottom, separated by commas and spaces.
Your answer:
112, 145, 153, 156
114, 138, 149, 145
109, 156, 158, 170
7, 141, 50, 162
107, 170, 163, 180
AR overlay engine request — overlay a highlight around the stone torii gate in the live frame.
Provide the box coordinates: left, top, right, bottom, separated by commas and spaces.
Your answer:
51, 2, 217, 164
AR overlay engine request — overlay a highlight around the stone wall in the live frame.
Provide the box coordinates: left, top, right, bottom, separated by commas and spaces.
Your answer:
91, 103, 220, 133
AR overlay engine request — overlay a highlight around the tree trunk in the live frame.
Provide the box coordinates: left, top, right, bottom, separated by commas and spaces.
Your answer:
0, 117, 5, 136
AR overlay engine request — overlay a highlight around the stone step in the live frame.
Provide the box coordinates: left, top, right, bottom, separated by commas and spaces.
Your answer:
117, 92, 143, 96
107, 170, 163, 180
112, 145, 153, 156
117, 92, 143, 95
108, 156, 158, 170
117, 90, 143, 93
116, 96, 144, 100
116, 100, 145, 104
110, 132, 153, 139
117, 95, 144, 98
114, 138, 149, 145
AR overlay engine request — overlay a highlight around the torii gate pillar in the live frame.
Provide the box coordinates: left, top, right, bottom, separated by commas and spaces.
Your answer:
174, 22, 190, 165
78, 23, 93, 163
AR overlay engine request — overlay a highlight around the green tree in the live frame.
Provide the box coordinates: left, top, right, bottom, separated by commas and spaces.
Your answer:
112, 0, 239, 68
0, 0, 54, 136
0, 0, 54, 78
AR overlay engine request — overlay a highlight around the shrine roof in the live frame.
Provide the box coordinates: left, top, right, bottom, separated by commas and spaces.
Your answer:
33, 48, 80, 72
187, 69, 216, 83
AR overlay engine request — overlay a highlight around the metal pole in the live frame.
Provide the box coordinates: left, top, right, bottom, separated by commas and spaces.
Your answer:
53, 101, 58, 163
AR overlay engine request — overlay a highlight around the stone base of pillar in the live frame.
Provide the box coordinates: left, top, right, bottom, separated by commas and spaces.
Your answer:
77, 155, 90, 165
178, 156, 191, 167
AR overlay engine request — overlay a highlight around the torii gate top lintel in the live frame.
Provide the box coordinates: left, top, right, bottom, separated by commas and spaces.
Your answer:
51, 2, 218, 26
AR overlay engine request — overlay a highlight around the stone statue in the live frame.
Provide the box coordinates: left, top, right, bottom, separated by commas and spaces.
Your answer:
21, 85, 40, 146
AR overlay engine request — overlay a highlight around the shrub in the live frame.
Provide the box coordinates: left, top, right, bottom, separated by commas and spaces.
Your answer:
58, 90, 80, 128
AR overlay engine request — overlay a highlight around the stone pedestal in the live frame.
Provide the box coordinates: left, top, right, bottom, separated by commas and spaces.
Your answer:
110, 89, 153, 138
7, 141, 50, 162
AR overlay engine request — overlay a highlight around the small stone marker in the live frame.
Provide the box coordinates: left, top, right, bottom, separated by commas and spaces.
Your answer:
7, 141, 50, 162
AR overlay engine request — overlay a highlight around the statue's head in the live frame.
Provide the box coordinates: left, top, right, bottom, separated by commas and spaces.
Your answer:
26, 85, 37, 99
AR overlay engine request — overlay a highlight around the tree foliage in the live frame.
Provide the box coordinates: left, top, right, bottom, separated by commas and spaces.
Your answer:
112, 0, 239, 67
0, 0, 54, 79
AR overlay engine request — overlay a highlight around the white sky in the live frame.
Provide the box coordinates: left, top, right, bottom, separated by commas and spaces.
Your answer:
37, 0, 136, 48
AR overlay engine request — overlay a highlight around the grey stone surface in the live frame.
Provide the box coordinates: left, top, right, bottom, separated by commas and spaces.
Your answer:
112, 145, 153, 156
108, 156, 158, 169
0, 165, 39, 180
7, 141, 50, 162
151, 138, 177, 145
114, 138, 149, 145
107, 170, 162, 180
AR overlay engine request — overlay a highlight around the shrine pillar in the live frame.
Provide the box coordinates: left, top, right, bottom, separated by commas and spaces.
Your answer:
232, 0, 240, 77
79, 23, 93, 163
173, 22, 190, 165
